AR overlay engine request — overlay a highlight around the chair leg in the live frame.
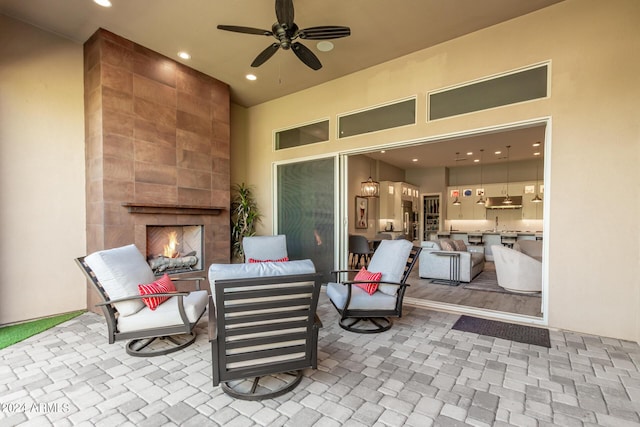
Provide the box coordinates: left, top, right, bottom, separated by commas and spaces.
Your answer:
220, 371, 303, 400
338, 317, 393, 334
126, 332, 196, 357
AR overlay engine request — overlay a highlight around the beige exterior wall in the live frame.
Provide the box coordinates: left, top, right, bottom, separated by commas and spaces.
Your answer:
0, 16, 86, 324
234, 0, 640, 341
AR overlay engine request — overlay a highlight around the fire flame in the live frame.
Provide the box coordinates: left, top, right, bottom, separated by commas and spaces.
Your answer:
163, 231, 180, 258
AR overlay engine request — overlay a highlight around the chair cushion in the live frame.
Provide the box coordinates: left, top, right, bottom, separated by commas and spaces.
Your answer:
117, 290, 208, 333
208, 259, 316, 285
367, 239, 413, 295
242, 235, 288, 262
138, 274, 176, 310
326, 282, 397, 310
85, 244, 155, 317
353, 267, 382, 295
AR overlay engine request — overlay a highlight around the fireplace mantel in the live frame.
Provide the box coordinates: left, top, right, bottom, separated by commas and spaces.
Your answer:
122, 203, 225, 215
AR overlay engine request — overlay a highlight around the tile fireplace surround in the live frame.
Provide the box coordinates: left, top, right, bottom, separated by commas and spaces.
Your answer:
83, 29, 230, 311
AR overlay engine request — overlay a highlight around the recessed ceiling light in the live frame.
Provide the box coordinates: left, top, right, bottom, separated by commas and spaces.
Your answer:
316, 41, 334, 52
246, 74, 257, 81
533, 142, 541, 147
93, 0, 112, 7
412, 158, 418, 162
474, 159, 480, 163
178, 51, 191, 60
380, 150, 386, 154
534, 152, 541, 156
467, 152, 473, 155
495, 151, 501, 155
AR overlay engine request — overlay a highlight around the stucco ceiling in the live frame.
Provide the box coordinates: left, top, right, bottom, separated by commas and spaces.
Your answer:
1, 0, 563, 107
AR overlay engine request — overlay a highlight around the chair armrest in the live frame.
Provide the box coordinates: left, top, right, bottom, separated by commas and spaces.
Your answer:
95, 291, 189, 307
342, 280, 410, 288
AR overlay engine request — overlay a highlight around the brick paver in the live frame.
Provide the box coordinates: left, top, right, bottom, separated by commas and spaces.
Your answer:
1, 294, 639, 425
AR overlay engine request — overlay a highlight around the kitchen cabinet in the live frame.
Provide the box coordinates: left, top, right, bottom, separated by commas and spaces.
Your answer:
379, 181, 419, 231
446, 186, 486, 220
379, 181, 396, 219
521, 181, 544, 219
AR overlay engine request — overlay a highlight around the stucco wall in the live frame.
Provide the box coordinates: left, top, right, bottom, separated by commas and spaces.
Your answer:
234, 0, 640, 341
0, 15, 86, 324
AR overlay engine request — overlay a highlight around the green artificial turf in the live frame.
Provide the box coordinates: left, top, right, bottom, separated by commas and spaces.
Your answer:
0, 310, 85, 350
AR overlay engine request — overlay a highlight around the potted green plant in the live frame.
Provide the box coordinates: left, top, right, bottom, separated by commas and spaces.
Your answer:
231, 182, 262, 262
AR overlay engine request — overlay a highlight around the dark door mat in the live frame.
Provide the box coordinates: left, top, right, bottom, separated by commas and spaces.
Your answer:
452, 315, 551, 348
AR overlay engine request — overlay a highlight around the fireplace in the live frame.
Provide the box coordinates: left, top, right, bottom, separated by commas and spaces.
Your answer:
146, 225, 204, 275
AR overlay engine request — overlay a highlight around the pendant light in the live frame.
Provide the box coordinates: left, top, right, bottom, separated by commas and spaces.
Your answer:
452, 152, 461, 206
476, 149, 486, 205
360, 158, 379, 198
532, 155, 542, 203
502, 145, 513, 204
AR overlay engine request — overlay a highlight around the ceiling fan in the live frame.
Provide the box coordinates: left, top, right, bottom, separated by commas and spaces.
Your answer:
217, 0, 351, 70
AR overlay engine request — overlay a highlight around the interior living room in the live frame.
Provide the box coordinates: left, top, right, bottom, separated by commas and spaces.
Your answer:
1, 0, 639, 424
346, 124, 546, 320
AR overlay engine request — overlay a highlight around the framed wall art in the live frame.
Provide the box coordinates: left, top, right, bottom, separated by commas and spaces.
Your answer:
355, 196, 368, 229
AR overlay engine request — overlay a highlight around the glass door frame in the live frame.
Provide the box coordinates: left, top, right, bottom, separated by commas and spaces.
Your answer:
272, 154, 342, 274
336, 118, 551, 327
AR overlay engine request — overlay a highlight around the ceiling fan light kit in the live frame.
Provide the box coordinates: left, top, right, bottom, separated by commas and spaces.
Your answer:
217, 0, 351, 70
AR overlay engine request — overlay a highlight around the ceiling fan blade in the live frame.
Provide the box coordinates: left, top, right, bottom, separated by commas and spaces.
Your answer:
217, 25, 272, 36
291, 42, 322, 70
275, 0, 294, 28
298, 26, 351, 40
251, 43, 280, 67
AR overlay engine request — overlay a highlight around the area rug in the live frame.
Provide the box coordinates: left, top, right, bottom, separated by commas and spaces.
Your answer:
452, 315, 551, 348
464, 270, 541, 297
0, 310, 85, 350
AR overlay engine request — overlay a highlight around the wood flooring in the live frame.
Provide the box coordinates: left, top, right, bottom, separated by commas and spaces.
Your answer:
405, 262, 543, 317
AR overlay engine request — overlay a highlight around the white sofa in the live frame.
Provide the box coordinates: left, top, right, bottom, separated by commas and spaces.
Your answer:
419, 239, 485, 283
492, 244, 542, 293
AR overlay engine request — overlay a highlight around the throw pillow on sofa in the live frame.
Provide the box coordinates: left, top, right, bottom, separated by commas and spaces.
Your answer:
453, 240, 467, 252
439, 239, 456, 251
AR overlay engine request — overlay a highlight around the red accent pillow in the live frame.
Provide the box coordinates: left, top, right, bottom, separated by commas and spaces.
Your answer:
353, 267, 383, 296
138, 274, 176, 310
248, 256, 289, 263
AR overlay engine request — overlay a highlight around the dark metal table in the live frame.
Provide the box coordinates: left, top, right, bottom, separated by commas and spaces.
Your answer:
431, 251, 461, 286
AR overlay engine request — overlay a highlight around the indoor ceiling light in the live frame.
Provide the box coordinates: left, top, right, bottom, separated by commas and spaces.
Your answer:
361, 159, 379, 198
93, 0, 112, 7
476, 149, 486, 205
177, 51, 191, 60
503, 145, 513, 204
532, 156, 543, 203
246, 74, 257, 81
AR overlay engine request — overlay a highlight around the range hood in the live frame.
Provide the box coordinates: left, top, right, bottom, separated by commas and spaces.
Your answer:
484, 196, 523, 209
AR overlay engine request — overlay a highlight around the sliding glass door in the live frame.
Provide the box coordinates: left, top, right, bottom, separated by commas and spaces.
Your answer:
276, 157, 336, 282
